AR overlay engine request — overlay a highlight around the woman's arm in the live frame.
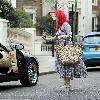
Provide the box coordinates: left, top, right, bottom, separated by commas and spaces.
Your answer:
57, 34, 69, 39
42, 22, 72, 41
63, 22, 72, 38
46, 36, 57, 41
54, 22, 72, 40
43, 34, 69, 41
42, 35, 58, 41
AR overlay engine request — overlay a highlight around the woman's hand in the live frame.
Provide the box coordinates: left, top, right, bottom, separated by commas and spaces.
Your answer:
42, 36, 46, 40
42, 34, 47, 40
55, 35, 58, 40
58, 35, 68, 39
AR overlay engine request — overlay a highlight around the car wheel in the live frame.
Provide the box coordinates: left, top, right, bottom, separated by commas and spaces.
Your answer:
20, 59, 39, 87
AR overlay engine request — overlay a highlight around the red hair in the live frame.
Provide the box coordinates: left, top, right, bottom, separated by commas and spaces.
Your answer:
54, 10, 69, 32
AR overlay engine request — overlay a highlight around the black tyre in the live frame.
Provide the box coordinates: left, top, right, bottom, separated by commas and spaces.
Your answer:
20, 59, 39, 87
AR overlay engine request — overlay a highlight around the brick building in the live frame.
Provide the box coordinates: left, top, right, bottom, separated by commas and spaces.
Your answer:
8, 0, 42, 26
16, 0, 42, 36
16, 0, 42, 16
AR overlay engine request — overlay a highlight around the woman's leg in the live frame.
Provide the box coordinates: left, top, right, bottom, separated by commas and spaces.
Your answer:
64, 76, 70, 87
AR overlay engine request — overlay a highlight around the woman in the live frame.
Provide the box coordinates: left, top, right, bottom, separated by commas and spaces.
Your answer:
43, 10, 87, 89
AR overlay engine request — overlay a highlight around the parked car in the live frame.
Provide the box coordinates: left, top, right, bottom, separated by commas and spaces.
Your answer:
81, 32, 100, 67
0, 43, 39, 86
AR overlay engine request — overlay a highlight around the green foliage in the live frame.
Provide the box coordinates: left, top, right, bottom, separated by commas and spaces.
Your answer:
35, 15, 55, 35
16, 9, 33, 28
0, 0, 33, 28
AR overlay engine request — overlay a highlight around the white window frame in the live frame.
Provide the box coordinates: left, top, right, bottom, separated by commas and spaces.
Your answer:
92, 0, 98, 6
92, 14, 97, 31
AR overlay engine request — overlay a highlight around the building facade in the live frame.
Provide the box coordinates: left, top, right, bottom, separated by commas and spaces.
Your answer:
8, 0, 42, 25
8, 0, 93, 36
92, 0, 100, 32
69, 0, 92, 36
6, 0, 93, 56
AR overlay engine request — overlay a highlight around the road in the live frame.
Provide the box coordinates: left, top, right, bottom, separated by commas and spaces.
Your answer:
0, 69, 100, 100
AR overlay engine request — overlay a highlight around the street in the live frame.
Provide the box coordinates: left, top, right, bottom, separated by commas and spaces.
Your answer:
0, 69, 100, 100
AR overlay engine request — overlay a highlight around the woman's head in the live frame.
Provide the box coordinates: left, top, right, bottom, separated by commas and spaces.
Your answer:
54, 10, 69, 32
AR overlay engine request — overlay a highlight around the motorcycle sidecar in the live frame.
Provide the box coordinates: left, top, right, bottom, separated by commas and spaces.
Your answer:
0, 43, 39, 87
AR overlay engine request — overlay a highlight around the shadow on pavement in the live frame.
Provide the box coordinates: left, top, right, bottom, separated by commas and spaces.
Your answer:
0, 84, 22, 91
87, 67, 100, 72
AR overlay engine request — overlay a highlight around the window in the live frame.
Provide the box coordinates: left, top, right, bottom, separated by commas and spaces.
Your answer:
24, 7, 36, 24
92, 17, 97, 32
29, 13, 33, 20
28, 13, 36, 24
84, 36, 100, 44
92, 0, 98, 6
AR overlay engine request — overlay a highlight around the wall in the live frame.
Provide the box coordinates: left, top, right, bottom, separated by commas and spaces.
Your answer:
0, 19, 8, 46
0, 19, 50, 56
69, 0, 92, 36
69, 0, 81, 35
24, 28, 41, 55
7, 28, 43, 55
92, 0, 99, 32
80, 0, 92, 35
7, 28, 35, 54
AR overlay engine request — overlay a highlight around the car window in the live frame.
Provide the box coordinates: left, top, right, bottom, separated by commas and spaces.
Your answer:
84, 35, 100, 44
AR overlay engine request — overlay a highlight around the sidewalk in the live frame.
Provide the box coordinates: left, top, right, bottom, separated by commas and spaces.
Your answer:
35, 56, 56, 75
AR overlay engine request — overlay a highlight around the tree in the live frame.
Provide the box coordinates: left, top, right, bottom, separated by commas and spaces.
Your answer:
0, 0, 33, 28
15, 9, 33, 28
35, 15, 55, 35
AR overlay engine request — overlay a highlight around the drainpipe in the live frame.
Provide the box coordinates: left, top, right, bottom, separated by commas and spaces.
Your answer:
72, 0, 77, 43
52, 0, 58, 57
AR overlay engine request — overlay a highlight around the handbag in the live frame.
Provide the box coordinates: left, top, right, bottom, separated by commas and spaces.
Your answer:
54, 26, 82, 66
55, 44, 82, 66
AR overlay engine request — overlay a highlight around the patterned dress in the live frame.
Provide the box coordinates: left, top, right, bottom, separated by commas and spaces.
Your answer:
55, 22, 87, 79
